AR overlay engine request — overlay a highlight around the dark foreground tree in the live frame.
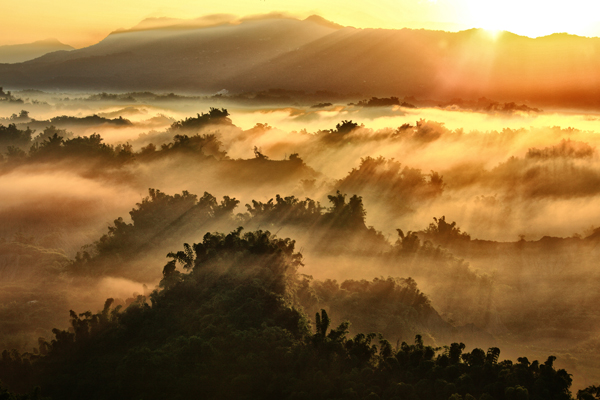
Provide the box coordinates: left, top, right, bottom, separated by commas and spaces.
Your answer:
0, 229, 578, 400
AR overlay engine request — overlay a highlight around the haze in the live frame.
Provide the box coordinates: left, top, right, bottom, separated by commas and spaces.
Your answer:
3, 1, 600, 48
3, 7, 600, 400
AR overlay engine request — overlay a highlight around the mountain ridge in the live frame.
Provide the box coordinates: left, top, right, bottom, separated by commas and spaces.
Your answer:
2, 16, 600, 107
0, 38, 74, 64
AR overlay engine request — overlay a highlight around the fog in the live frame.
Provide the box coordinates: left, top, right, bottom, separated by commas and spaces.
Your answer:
4, 90, 600, 390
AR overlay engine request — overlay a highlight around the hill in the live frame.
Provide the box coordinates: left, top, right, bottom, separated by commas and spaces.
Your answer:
0, 39, 73, 64
0, 229, 577, 400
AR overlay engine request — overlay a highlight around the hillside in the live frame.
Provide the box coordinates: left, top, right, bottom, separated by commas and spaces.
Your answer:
0, 229, 577, 400
0, 17, 337, 92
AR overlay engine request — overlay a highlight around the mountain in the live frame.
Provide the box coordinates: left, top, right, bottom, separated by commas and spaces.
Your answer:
0, 38, 73, 63
0, 17, 338, 93
2, 17, 600, 107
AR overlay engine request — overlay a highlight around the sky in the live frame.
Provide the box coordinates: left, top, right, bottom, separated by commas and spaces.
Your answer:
3, 0, 600, 48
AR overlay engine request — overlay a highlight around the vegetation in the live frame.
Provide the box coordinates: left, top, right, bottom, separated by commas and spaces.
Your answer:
167, 107, 231, 133
242, 191, 389, 254
0, 229, 579, 400
336, 156, 445, 216
0, 88, 24, 104
2, 103, 600, 399
423, 216, 471, 245
0, 124, 34, 153
356, 97, 416, 108
70, 189, 239, 279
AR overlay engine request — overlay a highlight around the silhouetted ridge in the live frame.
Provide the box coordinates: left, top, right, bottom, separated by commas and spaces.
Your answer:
0, 39, 73, 64
0, 17, 337, 92
304, 15, 345, 30
3, 17, 600, 106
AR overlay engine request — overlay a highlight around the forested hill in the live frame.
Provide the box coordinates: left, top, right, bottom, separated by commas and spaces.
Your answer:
3, 16, 600, 106
0, 228, 582, 400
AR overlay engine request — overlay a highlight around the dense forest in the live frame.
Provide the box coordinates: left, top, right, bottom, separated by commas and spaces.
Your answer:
2, 94, 600, 399
0, 229, 582, 400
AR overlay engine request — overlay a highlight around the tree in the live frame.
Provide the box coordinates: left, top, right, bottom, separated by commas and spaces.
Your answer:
578, 385, 600, 400
396, 229, 420, 253
168, 108, 231, 133
253, 146, 268, 160
326, 191, 367, 228
0, 124, 34, 151
424, 216, 471, 243
314, 309, 331, 338
334, 120, 359, 135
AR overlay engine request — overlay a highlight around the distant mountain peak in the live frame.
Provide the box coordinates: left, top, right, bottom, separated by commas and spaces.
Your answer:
131, 17, 184, 30
32, 38, 71, 46
0, 39, 73, 63
304, 15, 344, 29
124, 14, 238, 33
0, 38, 73, 49
120, 13, 313, 35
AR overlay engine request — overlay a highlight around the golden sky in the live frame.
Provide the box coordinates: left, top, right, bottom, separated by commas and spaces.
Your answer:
3, 0, 600, 48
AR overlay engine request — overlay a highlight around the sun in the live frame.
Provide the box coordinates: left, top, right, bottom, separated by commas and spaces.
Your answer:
464, 0, 600, 38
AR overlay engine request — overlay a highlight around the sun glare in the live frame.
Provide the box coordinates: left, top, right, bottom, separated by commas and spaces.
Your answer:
482, 28, 502, 40
465, 0, 600, 38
